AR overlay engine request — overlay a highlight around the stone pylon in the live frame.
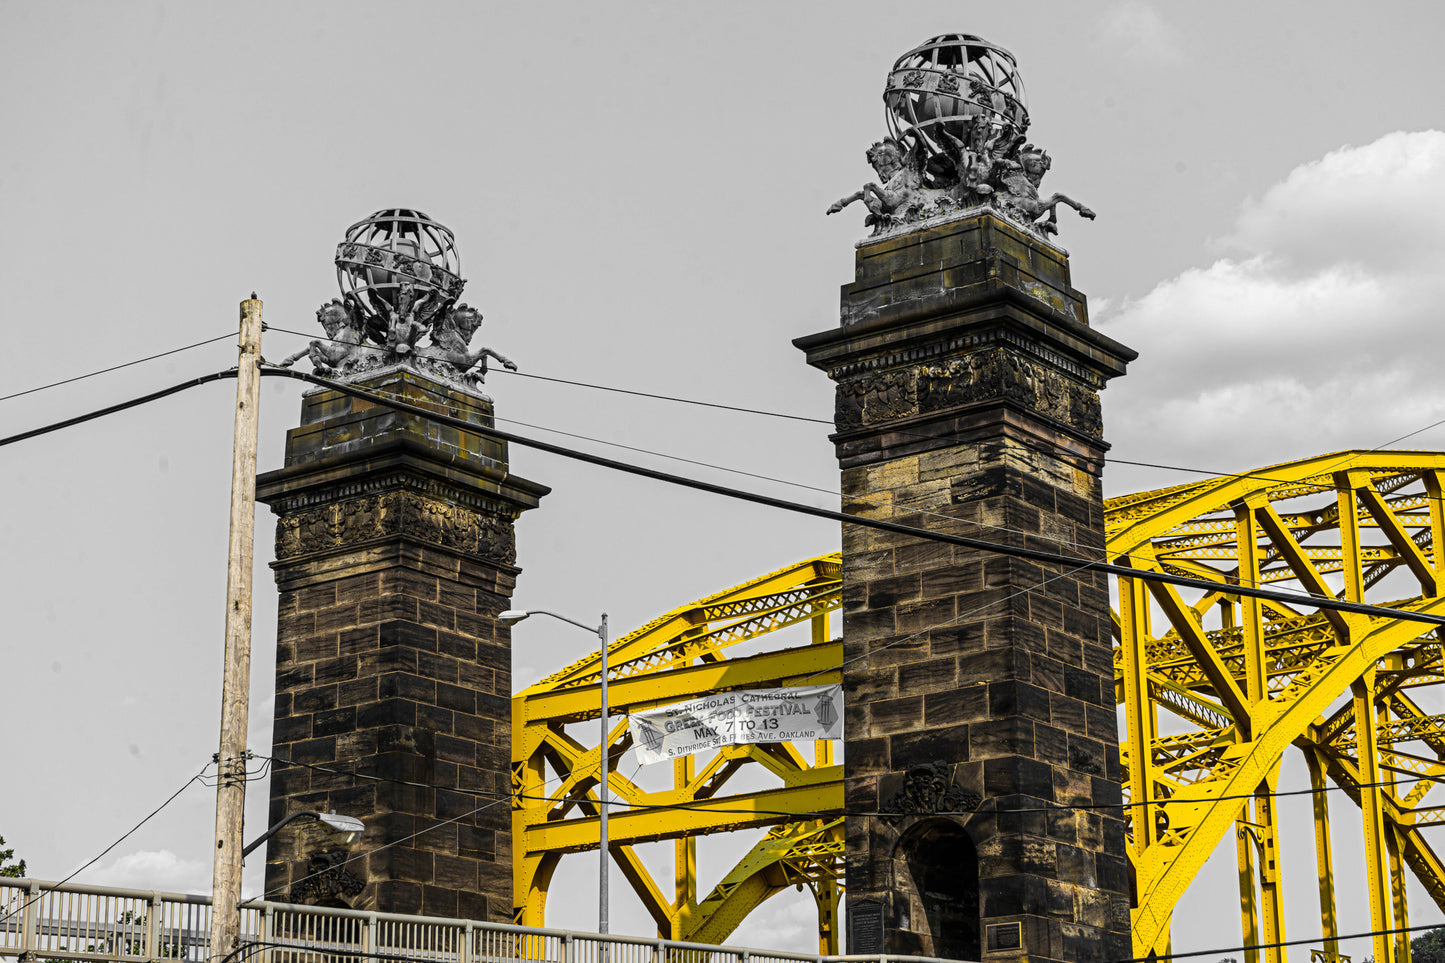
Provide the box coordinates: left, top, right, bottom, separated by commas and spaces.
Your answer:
796, 213, 1135, 963
256, 370, 547, 920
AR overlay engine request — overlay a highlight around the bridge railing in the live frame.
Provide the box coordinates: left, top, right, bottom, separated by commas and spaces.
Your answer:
0, 881, 957, 963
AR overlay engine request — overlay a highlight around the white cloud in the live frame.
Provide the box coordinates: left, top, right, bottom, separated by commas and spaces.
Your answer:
1219, 130, 1445, 274
78, 850, 212, 895
1098, 1, 1183, 65
1098, 130, 1445, 488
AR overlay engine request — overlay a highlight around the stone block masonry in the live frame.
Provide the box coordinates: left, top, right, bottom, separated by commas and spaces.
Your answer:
796, 212, 1136, 963
256, 370, 548, 921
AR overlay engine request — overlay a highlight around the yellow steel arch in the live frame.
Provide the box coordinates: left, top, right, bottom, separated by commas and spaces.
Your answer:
1111, 451, 1445, 963
512, 555, 846, 949
513, 451, 1445, 962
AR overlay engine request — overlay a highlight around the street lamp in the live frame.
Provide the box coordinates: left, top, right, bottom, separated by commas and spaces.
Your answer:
241, 810, 365, 858
499, 608, 610, 934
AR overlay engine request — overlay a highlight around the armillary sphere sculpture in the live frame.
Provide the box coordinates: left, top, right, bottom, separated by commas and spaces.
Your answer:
828, 34, 1095, 239
278, 208, 517, 391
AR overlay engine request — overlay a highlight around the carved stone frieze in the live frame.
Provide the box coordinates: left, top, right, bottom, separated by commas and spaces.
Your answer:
880, 762, 982, 827
837, 347, 1102, 437
288, 850, 365, 906
917, 348, 1102, 437
835, 369, 918, 430
275, 489, 517, 564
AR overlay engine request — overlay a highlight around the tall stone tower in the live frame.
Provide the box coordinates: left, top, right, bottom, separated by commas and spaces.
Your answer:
799, 210, 1134, 963
256, 210, 546, 921
801, 34, 1134, 963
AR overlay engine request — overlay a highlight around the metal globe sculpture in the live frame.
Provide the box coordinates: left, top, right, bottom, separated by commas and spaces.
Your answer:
829, 33, 1095, 239
335, 208, 466, 344
883, 34, 1030, 161
279, 210, 516, 390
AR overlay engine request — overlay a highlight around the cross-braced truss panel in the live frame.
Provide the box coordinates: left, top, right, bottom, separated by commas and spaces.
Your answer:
514, 451, 1445, 962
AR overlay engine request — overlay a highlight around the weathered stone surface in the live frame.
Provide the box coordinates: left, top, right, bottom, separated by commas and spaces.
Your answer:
257, 371, 547, 921
796, 212, 1134, 963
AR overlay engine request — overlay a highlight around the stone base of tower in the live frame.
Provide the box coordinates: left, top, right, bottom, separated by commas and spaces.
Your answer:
796, 213, 1135, 963
256, 370, 547, 921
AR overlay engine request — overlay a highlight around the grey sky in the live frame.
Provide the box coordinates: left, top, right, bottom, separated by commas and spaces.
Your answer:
3, 0, 1445, 955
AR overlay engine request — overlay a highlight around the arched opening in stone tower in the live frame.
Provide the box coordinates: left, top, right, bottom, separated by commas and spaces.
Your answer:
896, 819, 980, 961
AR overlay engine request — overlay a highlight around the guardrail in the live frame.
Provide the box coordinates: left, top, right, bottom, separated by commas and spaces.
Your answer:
0, 881, 957, 963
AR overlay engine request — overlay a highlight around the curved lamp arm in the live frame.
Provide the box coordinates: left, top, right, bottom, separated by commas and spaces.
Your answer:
242, 810, 365, 858
499, 609, 605, 640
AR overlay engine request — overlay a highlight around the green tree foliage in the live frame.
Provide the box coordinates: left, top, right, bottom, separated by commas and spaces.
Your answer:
1363, 928, 1445, 963
1411, 927, 1445, 963
0, 836, 26, 878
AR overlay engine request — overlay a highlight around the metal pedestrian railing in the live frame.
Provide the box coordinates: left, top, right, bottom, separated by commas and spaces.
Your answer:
0, 881, 957, 963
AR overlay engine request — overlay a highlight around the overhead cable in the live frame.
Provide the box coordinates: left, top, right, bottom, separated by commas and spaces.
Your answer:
0, 371, 239, 448
1108, 920, 1445, 963
4, 366, 1442, 632
265, 325, 823, 424
262, 754, 1441, 816
0, 331, 239, 404
263, 367, 1445, 632
0, 763, 210, 924
215, 922, 1445, 963
269, 326, 1445, 491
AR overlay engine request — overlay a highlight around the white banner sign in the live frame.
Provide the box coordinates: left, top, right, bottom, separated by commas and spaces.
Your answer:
628, 685, 843, 765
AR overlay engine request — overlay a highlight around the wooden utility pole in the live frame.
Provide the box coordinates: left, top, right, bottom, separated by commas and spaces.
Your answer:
208, 295, 263, 962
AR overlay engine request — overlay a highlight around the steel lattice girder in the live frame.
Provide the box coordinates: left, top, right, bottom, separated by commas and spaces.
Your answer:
513, 451, 1445, 959
512, 555, 845, 946
1111, 452, 1445, 963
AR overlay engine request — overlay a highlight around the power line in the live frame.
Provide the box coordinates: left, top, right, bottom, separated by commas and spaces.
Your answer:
0, 763, 210, 925
251, 761, 576, 903
0, 332, 239, 404
260, 751, 1440, 817
254, 794, 512, 903
261, 366, 1445, 632
4, 366, 1442, 630
503, 405, 1423, 577
497, 413, 1113, 558
265, 325, 826, 425
804, 549, 1105, 683
1111, 919, 1445, 963
270, 338, 1439, 575
0, 371, 239, 448
278, 322, 1105, 554
214, 919, 1445, 963
268, 325, 1445, 492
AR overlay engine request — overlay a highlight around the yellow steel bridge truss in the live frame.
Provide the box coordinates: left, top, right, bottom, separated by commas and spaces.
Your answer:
513, 451, 1445, 961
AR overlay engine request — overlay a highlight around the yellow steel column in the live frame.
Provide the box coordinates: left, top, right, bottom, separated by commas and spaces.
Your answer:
1336, 473, 1367, 607
815, 878, 840, 955
1354, 672, 1395, 963
1120, 558, 1157, 859
1255, 770, 1287, 963
1387, 824, 1412, 963
516, 753, 550, 926
1119, 553, 1167, 955
1340, 476, 1393, 961
1232, 500, 1283, 963
1426, 471, 1445, 580
1304, 749, 1341, 963
1236, 808, 1261, 963
1383, 694, 1411, 963
1235, 500, 1267, 703
673, 754, 696, 938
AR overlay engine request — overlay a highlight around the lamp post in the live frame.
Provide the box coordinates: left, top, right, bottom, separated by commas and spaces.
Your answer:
499, 608, 609, 934
241, 810, 365, 858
